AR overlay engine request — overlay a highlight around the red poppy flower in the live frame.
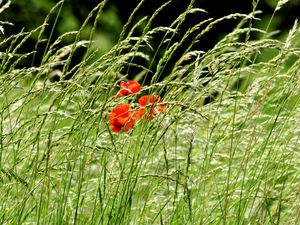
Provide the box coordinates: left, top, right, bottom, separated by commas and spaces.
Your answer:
135, 107, 145, 119
138, 95, 160, 107
116, 80, 141, 98
108, 104, 136, 132
137, 95, 168, 119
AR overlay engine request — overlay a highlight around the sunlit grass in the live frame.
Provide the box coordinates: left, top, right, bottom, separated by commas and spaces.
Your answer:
1, 0, 300, 224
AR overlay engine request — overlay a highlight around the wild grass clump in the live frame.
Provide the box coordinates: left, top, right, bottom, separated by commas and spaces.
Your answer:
1, 0, 300, 224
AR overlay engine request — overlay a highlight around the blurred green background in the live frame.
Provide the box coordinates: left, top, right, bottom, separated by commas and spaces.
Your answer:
1, 0, 299, 77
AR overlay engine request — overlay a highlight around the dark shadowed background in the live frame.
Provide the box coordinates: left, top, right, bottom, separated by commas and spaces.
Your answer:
1, 0, 299, 80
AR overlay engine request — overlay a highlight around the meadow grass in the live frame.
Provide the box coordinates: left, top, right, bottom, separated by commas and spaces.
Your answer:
1, 0, 300, 224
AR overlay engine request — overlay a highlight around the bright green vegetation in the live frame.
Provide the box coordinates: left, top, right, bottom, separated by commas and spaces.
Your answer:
1, 0, 300, 224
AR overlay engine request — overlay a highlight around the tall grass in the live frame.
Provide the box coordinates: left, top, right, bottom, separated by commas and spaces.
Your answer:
1, 0, 300, 224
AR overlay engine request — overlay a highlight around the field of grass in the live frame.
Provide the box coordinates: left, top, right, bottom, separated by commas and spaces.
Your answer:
1, 0, 300, 224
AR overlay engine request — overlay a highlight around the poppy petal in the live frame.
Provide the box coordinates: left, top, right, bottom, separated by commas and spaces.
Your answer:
116, 80, 140, 98
108, 104, 136, 132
